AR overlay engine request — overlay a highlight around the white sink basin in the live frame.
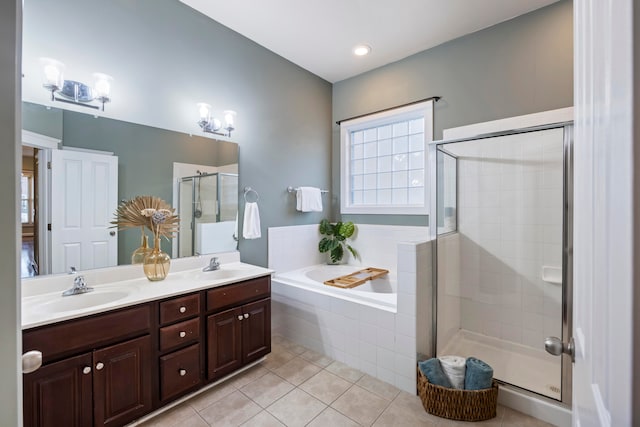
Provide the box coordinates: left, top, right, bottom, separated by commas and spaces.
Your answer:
25, 288, 132, 314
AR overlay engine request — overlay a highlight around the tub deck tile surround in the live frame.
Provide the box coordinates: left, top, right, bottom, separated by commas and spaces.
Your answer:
136, 335, 554, 427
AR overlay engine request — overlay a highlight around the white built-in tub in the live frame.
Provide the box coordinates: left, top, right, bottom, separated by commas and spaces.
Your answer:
273, 264, 397, 312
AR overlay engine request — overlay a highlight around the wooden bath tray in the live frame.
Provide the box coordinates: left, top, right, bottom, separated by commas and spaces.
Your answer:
324, 267, 389, 289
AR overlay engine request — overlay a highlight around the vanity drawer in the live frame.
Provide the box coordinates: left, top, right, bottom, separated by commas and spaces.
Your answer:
160, 344, 201, 401
159, 293, 200, 325
159, 317, 200, 352
23, 305, 151, 363
206, 276, 270, 312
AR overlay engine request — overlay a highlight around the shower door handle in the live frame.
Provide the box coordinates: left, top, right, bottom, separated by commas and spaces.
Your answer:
544, 336, 575, 363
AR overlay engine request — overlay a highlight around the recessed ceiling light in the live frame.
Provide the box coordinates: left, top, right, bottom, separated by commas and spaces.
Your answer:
353, 44, 371, 56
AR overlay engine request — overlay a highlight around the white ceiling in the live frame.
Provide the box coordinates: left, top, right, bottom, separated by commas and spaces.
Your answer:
180, 0, 560, 83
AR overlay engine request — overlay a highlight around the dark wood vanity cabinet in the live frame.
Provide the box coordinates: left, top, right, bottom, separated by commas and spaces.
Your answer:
23, 306, 153, 427
23, 274, 271, 427
207, 277, 271, 381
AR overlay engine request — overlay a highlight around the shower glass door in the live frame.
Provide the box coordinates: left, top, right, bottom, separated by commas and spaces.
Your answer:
434, 125, 571, 402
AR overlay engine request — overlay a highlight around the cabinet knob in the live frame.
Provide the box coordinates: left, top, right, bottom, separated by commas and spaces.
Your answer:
237, 315, 243, 321
22, 350, 43, 374
179, 369, 187, 377
96, 362, 104, 370
83, 366, 92, 375
179, 306, 187, 313
244, 313, 249, 319
179, 331, 187, 338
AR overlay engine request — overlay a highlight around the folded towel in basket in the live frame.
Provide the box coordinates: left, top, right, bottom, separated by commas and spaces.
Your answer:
438, 355, 466, 389
464, 357, 494, 390
418, 358, 453, 388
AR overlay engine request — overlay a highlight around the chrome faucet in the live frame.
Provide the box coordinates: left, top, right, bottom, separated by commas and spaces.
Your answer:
202, 257, 220, 272
62, 267, 94, 296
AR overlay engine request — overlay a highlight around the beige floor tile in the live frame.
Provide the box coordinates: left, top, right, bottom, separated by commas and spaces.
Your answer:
239, 372, 295, 408
306, 407, 360, 427
263, 348, 297, 371
356, 375, 401, 401
141, 403, 198, 426
177, 414, 209, 427
502, 407, 554, 426
279, 339, 307, 355
198, 391, 261, 426
240, 410, 285, 426
331, 385, 391, 426
267, 389, 326, 427
273, 356, 322, 386
227, 365, 269, 389
373, 402, 438, 426
300, 349, 334, 368
387, 391, 441, 424
299, 370, 352, 405
188, 382, 236, 411
326, 360, 365, 383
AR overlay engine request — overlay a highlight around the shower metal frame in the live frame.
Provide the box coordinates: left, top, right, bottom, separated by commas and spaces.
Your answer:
178, 172, 239, 256
429, 121, 574, 406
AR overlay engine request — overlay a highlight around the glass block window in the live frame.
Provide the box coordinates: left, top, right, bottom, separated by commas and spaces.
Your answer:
340, 100, 434, 215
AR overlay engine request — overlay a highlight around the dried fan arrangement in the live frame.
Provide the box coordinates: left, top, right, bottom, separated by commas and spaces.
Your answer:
112, 196, 180, 281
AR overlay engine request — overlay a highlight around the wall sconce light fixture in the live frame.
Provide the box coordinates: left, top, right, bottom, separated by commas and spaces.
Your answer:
41, 58, 113, 111
197, 103, 236, 137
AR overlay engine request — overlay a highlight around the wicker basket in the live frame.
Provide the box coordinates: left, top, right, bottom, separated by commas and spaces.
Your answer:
417, 367, 499, 421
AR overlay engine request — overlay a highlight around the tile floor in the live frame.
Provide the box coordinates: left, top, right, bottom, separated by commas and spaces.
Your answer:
139, 336, 555, 427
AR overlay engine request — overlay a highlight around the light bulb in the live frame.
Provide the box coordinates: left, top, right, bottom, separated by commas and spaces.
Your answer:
92, 73, 113, 99
353, 45, 371, 56
197, 103, 211, 121
40, 58, 65, 90
223, 110, 236, 130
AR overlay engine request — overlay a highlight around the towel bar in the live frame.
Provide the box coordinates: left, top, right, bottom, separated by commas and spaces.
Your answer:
286, 186, 329, 194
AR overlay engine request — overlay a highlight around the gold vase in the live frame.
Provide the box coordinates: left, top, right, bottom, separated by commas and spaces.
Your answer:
143, 237, 171, 281
131, 234, 152, 264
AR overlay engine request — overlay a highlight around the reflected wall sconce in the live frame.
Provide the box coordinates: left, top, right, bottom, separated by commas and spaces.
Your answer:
40, 58, 113, 111
197, 103, 236, 137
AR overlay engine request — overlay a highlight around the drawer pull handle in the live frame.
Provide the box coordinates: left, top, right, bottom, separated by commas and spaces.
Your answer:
179, 331, 187, 338
244, 313, 249, 319
83, 366, 91, 375
237, 315, 243, 321
179, 306, 187, 313
96, 362, 104, 370
179, 369, 187, 377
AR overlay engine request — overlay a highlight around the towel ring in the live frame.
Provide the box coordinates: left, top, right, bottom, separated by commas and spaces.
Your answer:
243, 187, 259, 203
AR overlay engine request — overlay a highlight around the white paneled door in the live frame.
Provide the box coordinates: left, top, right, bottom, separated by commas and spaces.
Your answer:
573, 0, 634, 426
50, 149, 118, 274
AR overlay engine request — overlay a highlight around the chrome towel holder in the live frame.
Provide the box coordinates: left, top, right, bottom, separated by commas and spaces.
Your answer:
243, 186, 259, 202
286, 186, 329, 194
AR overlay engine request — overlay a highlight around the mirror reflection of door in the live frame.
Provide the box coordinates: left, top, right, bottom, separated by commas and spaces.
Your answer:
49, 149, 118, 274
21, 146, 38, 277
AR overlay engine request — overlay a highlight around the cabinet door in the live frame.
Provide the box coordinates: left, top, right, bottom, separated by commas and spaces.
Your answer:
93, 335, 152, 427
242, 298, 271, 363
207, 307, 242, 380
23, 352, 93, 427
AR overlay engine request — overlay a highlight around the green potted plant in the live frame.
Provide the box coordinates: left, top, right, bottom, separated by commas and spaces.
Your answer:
318, 219, 358, 264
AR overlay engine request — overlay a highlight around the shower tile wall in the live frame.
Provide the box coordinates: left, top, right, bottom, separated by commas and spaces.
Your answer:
455, 128, 564, 349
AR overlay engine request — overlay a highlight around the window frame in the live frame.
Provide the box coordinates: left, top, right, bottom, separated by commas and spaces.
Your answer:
340, 100, 434, 215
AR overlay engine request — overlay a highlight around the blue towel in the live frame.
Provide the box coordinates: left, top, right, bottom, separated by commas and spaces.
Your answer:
464, 357, 493, 390
418, 358, 453, 388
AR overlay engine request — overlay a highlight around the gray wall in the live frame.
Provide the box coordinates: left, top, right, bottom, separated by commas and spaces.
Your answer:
332, 0, 573, 225
23, 0, 333, 267
0, 1, 21, 425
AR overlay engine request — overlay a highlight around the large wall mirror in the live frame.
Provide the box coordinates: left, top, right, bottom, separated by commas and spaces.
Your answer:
21, 102, 239, 278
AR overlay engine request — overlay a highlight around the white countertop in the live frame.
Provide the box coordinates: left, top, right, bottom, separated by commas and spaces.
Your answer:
22, 258, 274, 330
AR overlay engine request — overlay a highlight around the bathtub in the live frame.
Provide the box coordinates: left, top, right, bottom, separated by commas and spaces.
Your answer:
273, 264, 397, 312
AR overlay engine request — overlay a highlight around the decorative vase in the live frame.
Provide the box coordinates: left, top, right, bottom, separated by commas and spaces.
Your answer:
143, 237, 171, 281
131, 234, 152, 264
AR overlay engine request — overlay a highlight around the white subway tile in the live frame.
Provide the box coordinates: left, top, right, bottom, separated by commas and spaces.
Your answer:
359, 322, 378, 345
360, 360, 377, 377
394, 353, 416, 379
377, 347, 395, 372
378, 328, 396, 352
395, 374, 417, 394
377, 366, 397, 386
358, 340, 377, 364
395, 314, 416, 338
376, 310, 396, 331
394, 334, 416, 357
398, 292, 416, 317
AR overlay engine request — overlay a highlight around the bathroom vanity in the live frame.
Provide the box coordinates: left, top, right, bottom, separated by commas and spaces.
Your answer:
21, 260, 272, 427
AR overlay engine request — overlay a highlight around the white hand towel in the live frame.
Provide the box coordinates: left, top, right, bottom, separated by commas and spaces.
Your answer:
242, 202, 261, 239
438, 355, 466, 389
296, 186, 323, 212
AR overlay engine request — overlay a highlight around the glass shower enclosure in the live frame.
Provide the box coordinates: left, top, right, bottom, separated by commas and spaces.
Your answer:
431, 123, 573, 404
178, 172, 238, 257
